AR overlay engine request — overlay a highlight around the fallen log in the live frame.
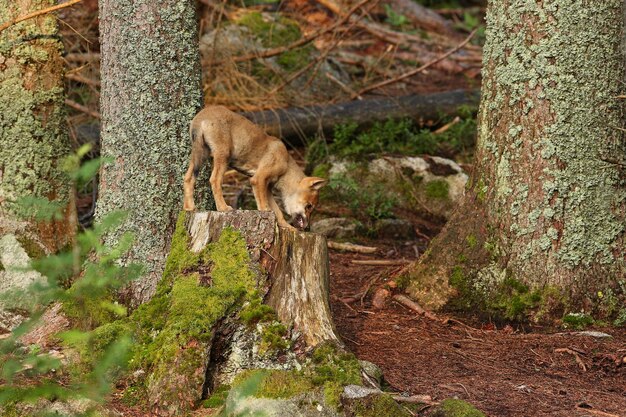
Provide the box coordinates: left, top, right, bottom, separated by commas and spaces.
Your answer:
328, 241, 378, 254
240, 89, 480, 141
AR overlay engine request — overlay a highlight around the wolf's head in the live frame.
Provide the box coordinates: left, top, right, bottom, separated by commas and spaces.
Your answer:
282, 177, 328, 230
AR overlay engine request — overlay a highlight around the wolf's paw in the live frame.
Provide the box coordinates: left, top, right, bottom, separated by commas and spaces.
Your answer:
217, 205, 234, 212
183, 201, 196, 211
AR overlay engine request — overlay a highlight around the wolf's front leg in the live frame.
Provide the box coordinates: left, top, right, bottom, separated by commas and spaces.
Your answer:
210, 155, 233, 211
250, 174, 270, 211
268, 190, 296, 230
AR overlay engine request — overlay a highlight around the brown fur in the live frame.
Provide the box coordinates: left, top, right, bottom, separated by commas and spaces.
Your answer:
183, 106, 327, 230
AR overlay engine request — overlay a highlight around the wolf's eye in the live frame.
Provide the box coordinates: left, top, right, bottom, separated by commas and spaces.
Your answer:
305, 203, 313, 211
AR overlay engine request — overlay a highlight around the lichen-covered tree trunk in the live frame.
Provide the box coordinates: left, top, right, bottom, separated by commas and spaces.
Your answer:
404, 0, 626, 319
97, 0, 211, 305
0, 0, 73, 253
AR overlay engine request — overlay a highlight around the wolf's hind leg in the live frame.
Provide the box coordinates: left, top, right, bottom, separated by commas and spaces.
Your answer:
210, 153, 233, 212
183, 162, 196, 211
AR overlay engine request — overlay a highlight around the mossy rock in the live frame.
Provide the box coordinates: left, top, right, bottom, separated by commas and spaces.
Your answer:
431, 399, 486, 417
342, 391, 412, 417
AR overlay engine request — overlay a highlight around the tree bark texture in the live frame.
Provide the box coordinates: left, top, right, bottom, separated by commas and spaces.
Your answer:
0, 0, 72, 253
241, 89, 480, 142
404, 1, 626, 315
97, 0, 211, 305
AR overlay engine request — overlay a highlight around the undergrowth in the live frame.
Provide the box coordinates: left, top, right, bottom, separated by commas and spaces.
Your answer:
306, 107, 477, 168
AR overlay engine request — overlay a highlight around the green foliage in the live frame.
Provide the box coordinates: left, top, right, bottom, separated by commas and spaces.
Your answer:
491, 278, 542, 321
384, 5, 409, 28
306, 110, 477, 167
0, 152, 139, 415
562, 312, 595, 329
309, 342, 362, 388
327, 172, 397, 223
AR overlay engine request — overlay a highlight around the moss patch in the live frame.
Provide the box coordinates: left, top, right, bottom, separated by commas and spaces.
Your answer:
347, 393, 413, 417
425, 180, 450, 199
432, 399, 486, 417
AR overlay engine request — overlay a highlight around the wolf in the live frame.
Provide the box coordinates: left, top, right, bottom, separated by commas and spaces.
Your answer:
183, 106, 327, 230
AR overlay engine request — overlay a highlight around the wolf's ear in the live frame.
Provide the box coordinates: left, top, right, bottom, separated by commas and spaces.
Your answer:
307, 177, 328, 191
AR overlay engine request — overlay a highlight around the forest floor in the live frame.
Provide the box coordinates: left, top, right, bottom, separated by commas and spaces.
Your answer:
329, 240, 626, 417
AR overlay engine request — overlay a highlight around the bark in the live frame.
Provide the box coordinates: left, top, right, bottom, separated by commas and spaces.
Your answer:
241, 89, 480, 141
97, 0, 211, 305
404, 1, 626, 316
0, 0, 73, 253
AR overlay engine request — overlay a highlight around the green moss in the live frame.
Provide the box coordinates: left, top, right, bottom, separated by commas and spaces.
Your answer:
257, 370, 312, 399
15, 236, 46, 260
203, 384, 231, 408
0, 260, 4, 272
236, 12, 302, 48
562, 312, 595, 329
323, 380, 342, 410
310, 163, 330, 179
240, 297, 277, 326
259, 322, 289, 354
310, 342, 362, 390
350, 393, 413, 417
425, 180, 450, 199
62, 289, 123, 330
433, 399, 485, 417
465, 235, 477, 249
276, 46, 314, 72
132, 222, 257, 377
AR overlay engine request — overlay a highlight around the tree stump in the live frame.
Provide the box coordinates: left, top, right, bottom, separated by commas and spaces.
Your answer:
187, 210, 340, 346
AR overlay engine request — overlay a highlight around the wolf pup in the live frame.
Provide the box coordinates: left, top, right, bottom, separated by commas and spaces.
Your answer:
183, 106, 327, 230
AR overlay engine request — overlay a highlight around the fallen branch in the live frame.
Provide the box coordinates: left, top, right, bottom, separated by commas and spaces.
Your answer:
575, 403, 622, 417
393, 294, 438, 321
64, 52, 100, 62
351, 259, 409, 266
555, 348, 587, 372
392, 394, 436, 405
65, 99, 100, 119
327, 241, 378, 254
0, 0, 83, 33
65, 73, 101, 88
353, 28, 478, 98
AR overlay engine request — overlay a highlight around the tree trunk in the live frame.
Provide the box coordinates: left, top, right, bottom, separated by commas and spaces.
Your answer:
403, 1, 626, 319
0, 0, 73, 253
97, 0, 211, 305
145, 210, 340, 416
241, 89, 480, 142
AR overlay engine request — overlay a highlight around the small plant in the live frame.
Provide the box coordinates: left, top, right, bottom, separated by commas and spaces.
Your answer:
384, 5, 409, 28
0, 146, 141, 415
563, 312, 595, 329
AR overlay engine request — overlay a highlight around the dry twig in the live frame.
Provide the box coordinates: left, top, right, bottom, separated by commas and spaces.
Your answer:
353, 28, 478, 97
555, 348, 587, 372
65, 99, 100, 119
0, 0, 83, 33
351, 259, 409, 266
393, 294, 438, 321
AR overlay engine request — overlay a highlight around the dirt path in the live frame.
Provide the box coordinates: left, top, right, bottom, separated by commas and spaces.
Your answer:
328, 247, 626, 417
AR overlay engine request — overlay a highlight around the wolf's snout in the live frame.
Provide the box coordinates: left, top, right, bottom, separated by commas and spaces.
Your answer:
292, 214, 307, 230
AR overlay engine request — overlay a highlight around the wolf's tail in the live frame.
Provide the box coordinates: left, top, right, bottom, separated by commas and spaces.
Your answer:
190, 125, 210, 178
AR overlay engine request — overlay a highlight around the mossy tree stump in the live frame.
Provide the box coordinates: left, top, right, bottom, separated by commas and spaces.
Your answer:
187, 210, 340, 346
145, 210, 340, 416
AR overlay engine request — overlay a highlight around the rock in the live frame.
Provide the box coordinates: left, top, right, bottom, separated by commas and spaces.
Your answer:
311, 217, 357, 239
0, 234, 45, 333
341, 386, 412, 417
327, 155, 468, 220
371, 288, 390, 310
359, 360, 384, 389
571, 331, 612, 338
373, 219, 416, 240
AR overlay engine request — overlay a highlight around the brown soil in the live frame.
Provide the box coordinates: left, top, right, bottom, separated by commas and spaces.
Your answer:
329, 240, 626, 417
